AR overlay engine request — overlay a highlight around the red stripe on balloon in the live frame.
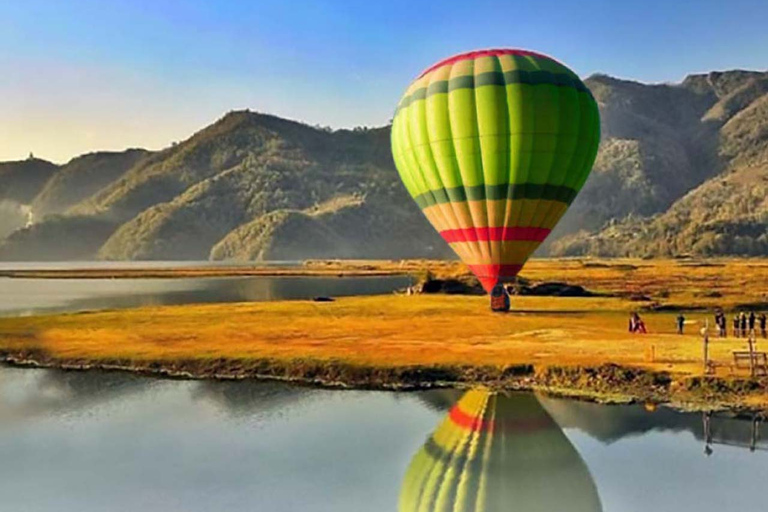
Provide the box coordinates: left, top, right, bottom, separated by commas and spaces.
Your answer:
440, 226, 550, 243
467, 264, 524, 277
449, 405, 553, 433
449, 405, 494, 432
418, 48, 557, 78
467, 264, 524, 293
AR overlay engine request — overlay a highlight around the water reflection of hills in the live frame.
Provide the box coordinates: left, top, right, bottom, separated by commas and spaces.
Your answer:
3, 369, 764, 453
413, 389, 464, 413
401, 389, 602, 512
537, 396, 767, 450
0, 369, 317, 422
417, 390, 767, 452
0, 369, 152, 423
192, 380, 314, 417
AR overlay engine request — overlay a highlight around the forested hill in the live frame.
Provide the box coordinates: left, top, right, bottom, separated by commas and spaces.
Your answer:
0, 112, 449, 261
1, 69, 766, 261
549, 70, 768, 257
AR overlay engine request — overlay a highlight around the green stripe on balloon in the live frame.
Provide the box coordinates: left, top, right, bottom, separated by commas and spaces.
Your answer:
412, 182, 578, 209
394, 70, 591, 116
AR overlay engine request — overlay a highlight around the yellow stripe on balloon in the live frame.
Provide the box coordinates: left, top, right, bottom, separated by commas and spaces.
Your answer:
450, 241, 541, 265
423, 199, 569, 230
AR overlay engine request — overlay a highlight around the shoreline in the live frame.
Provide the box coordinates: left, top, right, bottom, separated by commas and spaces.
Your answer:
1, 351, 764, 414
0, 265, 410, 280
1, 258, 767, 413
0, 259, 463, 280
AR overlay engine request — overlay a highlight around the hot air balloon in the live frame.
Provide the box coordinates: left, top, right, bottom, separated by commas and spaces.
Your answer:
391, 49, 600, 299
399, 389, 602, 512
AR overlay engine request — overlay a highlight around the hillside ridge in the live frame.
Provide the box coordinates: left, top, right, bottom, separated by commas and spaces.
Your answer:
1, 68, 767, 261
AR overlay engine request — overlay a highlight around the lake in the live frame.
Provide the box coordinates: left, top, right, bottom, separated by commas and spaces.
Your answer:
0, 261, 410, 316
0, 367, 765, 512
1, 264, 766, 511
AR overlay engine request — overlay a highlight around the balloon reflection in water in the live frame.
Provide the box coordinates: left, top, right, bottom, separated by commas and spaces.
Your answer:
400, 389, 602, 512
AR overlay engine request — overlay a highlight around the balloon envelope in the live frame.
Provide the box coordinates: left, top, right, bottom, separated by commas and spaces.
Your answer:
391, 49, 600, 291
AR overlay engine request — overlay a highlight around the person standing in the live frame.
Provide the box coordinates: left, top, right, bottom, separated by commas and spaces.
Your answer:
676, 313, 685, 335
635, 313, 647, 334
749, 311, 756, 336
714, 311, 721, 337
740, 312, 748, 338
734, 315, 741, 338
719, 312, 727, 338
760, 313, 767, 339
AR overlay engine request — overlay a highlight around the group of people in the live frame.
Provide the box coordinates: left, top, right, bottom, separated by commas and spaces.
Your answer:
714, 310, 767, 338
630, 310, 767, 337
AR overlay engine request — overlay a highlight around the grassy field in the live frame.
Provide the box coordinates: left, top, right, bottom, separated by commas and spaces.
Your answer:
516, 258, 768, 310
0, 258, 767, 409
0, 293, 761, 371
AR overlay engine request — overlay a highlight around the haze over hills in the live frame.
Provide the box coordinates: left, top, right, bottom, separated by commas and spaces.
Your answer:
1, 69, 766, 261
31, 149, 150, 218
0, 158, 58, 239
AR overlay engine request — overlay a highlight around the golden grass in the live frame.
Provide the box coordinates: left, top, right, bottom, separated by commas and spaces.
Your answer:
0, 293, 762, 378
517, 258, 768, 310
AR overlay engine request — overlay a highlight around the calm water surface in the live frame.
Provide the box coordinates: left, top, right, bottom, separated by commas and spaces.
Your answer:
1, 265, 765, 510
0, 261, 410, 316
0, 367, 765, 512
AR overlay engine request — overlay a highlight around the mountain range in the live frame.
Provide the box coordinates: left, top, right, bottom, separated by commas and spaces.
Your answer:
1, 69, 766, 261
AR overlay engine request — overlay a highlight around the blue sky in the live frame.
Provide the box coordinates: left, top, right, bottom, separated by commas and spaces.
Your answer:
2, 0, 767, 162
